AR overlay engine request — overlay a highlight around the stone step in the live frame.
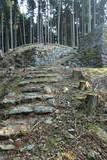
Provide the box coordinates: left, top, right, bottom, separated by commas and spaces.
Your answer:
24, 73, 60, 79
21, 86, 43, 93
4, 104, 55, 115
18, 76, 62, 86
24, 70, 54, 75
1, 92, 55, 106
21, 85, 53, 94
26, 66, 59, 72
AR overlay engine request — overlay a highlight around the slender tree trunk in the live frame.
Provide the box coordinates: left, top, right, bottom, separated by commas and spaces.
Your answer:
30, 17, 32, 43
84, 24, 87, 35
50, 3, 53, 44
72, 0, 75, 47
70, 14, 72, 46
46, 0, 50, 44
41, 18, 44, 43
93, 0, 96, 29
88, 0, 91, 33
37, 16, 40, 43
19, 24, 23, 45
10, 0, 13, 49
6, 26, 9, 52
1, 12, 4, 53
37, 0, 41, 43
23, 15, 26, 44
32, 22, 34, 43
63, 16, 67, 46
14, 14, 17, 48
58, 0, 62, 44
44, 12, 47, 44
82, 0, 85, 36
76, 20, 79, 46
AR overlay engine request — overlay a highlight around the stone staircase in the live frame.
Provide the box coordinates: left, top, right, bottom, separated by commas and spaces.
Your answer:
0, 65, 62, 141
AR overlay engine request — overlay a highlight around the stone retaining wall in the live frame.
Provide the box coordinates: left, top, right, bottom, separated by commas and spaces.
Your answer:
79, 25, 107, 67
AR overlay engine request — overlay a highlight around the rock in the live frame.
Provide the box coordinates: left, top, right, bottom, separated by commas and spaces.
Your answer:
0, 125, 30, 137
2, 92, 18, 105
34, 106, 55, 114
55, 109, 59, 114
20, 144, 35, 152
44, 117, 53, 124
47, 98, 56, 106
63, 131, 75, 139
8, 106, 33, 115
21, 86, 42, 93
25, 73, 59, 79
72, 69, 85, 80
63, 87, 69, 93
44, 86, 52, 94
68, 128, 75, 134
0, 144, 15, 151
5, 104, 55, 115
1, 92, 54, 106
18, 77, 61, 86
79, 25, 107, 67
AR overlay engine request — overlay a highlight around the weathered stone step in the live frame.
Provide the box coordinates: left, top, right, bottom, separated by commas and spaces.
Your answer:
4, 104, 55, 115
24, 73, 60, 79
21, 85, 53, 94
26, 66, 59, 72
1, 92, 54, 106
18, 76, 62, 86
21, 86, 43, 93
24, 70, 54, 75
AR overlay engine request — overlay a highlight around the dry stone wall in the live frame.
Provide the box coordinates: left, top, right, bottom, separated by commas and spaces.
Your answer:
79, 25, 107, 67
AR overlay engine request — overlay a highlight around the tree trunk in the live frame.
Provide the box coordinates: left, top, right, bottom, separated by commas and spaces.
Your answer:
47, 0, 50, 44
23, 15, 26, 44
1, 12, 4, 53
72, 0, 75, 47
6, 26, 9, 52
30, 17, 33, 44
19, 24, 23, 46
93, 0, 96, 29
58, 0, 62, 44
88, 0, 91, 33
10, 1, 13, 49
82, 0, 85, 36
76, 20, 79, 46
14, 13, 17, 48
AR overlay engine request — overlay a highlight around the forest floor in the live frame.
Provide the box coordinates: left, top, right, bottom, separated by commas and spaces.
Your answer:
0, 45, 107, 160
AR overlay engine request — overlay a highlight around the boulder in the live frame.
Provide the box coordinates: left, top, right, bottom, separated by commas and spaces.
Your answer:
47, 98, 56, 106
0, 144, 15, 151
34, 106, 55, 114
44, 86, 52, 94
